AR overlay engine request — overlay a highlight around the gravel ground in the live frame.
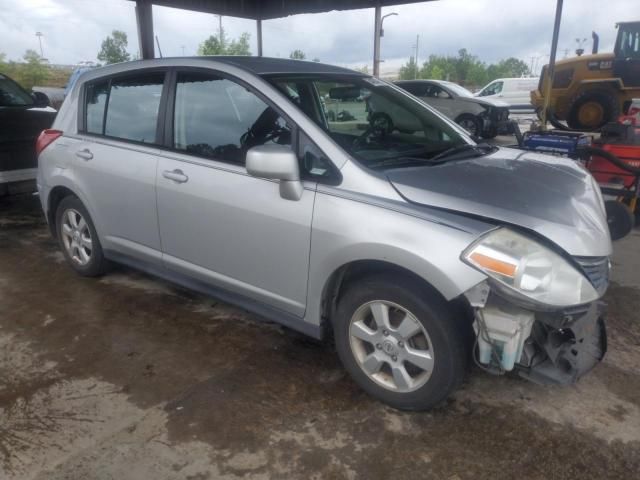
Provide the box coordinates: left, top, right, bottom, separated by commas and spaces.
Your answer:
1, 193, 639, 480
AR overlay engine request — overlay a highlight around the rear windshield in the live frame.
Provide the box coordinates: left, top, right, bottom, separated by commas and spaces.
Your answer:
0, 74, 34, 107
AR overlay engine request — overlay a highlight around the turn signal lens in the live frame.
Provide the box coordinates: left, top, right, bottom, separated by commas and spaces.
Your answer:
469, 251, 517, 278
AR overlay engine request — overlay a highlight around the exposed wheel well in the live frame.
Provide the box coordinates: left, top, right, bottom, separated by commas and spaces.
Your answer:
320, 260, 473, 340
47, 186, 77, 237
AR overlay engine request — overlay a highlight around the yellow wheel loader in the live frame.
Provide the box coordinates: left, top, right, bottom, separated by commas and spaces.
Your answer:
531, 21, 640, 130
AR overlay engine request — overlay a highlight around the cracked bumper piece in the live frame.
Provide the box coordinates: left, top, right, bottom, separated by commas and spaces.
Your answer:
516, 302, 607, 385
468, 283, 607, 385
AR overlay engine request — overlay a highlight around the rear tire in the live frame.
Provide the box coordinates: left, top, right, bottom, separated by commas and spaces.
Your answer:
333, 274, 468, 411
567, 89, 620, 130
605, 200, 634, 241
56, 196, 108, 277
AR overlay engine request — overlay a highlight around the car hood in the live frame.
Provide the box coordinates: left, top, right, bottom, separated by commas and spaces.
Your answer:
386, 147, 612, 257
460, 96, 509, 108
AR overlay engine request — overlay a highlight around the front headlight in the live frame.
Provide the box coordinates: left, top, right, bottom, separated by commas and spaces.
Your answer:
462, 228, 598, 308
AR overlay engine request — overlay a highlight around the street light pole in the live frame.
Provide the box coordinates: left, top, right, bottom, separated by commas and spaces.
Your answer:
373, 7, 398, 78
35, 32, 44, 58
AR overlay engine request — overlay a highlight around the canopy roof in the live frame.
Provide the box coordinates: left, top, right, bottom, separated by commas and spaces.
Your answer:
132, 0, 430, 20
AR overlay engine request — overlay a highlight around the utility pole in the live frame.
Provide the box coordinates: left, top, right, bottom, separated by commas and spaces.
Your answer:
35, 32, 44, 57
218, 14, 223, 47
181, 45, 185, 56
414, 34, 420, 79
540, 0, 563, 130
372, 5, 398, 78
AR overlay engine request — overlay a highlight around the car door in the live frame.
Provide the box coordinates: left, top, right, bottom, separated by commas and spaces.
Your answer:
423, 84, 455, 118
156, 70, 315, 318
71, 71, 166, 265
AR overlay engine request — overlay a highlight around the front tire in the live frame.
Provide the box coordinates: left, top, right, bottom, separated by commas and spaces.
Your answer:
333, 274, 468, 411
56, 196, 108, 277
455, 114, 481, 137
567, 89, 620, 130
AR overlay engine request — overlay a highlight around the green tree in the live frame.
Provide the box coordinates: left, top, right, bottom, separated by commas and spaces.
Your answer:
289, 49, 306, 60
20, 50, 48, 89
486, 57, 531, 81
198, 29, 251, 56
97, 30, 131, 64
399, 56, 419, 80
354, 65, 369, 74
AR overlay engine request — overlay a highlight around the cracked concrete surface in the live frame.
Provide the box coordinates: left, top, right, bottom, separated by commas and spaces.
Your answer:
1, 194, 639, 479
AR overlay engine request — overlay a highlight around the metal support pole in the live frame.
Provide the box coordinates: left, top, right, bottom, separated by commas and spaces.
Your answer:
135, 0, 155, 60
373, 3, 381, 77
256, 19, 263, 57
540, 0, 563, 130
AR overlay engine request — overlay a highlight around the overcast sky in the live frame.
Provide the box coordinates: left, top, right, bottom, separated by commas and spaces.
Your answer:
0, 0, 634, 75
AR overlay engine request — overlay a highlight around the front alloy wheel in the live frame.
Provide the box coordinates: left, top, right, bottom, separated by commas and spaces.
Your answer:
349, 300, 434, 392
334, 274, 468, 411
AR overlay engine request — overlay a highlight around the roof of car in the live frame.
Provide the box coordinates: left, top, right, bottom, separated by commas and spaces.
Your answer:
197, 56, 365, 76
85, 56, 365, 79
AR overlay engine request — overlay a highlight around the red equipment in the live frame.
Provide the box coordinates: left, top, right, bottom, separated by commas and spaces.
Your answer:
579, 109, 640, 240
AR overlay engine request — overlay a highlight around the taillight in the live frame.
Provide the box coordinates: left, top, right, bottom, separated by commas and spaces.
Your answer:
36, 129, 63, 156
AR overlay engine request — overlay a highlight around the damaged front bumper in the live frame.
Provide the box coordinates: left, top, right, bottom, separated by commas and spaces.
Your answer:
466, 283, 607, 385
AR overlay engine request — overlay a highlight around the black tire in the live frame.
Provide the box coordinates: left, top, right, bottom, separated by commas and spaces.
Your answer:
333, 274, 468, 411
567, 89, 620, 130
455, 114, 481, 137
55, 195, 108, 276
605, 200, 634, 241
369, 112, 393, 134
481, 126, 498, 139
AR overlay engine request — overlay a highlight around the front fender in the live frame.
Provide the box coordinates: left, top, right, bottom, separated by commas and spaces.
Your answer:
303, 191, 488, 329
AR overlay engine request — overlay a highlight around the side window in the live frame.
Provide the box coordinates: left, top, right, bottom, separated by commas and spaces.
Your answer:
482, 81, 503, 96
103, 73, 164, 143
173, 72, 291, 165
298, 131, 339, 183
85, 81, 109, 134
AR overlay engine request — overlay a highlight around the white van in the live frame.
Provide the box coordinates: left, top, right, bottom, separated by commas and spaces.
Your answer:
475, 77, 538, 110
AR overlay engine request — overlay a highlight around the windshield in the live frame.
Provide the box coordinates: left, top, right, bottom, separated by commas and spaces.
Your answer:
0, 74, 34, 107
441, 82, 474, 98
264, 74, 470, 169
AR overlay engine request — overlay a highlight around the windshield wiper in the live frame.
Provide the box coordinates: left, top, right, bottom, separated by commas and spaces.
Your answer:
430, 143, 496, 163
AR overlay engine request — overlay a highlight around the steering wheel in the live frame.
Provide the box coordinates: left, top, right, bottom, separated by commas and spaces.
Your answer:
352, 113, 392, 148
242, 107, 288, 149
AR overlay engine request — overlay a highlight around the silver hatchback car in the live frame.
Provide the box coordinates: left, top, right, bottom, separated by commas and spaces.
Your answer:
37, 57, 611, 410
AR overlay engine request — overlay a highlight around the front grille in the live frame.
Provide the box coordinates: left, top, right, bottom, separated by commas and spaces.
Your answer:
574, 256, 610, 295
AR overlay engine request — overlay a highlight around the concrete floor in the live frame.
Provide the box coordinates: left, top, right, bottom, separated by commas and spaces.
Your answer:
1, 193, 639, 480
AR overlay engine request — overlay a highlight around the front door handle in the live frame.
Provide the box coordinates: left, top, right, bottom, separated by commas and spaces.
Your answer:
76, 148, 93, 160
162, 169, 189, 183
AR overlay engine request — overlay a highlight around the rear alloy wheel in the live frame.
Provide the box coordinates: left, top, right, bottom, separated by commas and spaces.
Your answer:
56, 196, 108, 276
334, 274, 468, 411
455, 114, 481, 137
567, 89, 620, 130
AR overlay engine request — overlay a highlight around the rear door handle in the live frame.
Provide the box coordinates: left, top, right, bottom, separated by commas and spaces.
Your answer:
76, 148, 93, 160
162, 169, 189, 183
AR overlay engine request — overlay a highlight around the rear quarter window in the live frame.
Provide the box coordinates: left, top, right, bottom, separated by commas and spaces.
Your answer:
82, 72, 165, 144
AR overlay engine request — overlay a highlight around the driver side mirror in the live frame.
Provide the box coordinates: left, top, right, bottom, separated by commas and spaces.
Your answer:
31, 91, 50, 107
246, 144, 303, 201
